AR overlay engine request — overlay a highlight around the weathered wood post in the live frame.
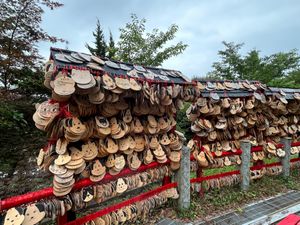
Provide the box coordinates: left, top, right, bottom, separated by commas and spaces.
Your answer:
280, 137, 292, 177
240, 140, 251, 191
176, 145, 191, 210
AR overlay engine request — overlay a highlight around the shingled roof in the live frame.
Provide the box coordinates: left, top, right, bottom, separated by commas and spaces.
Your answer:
195, 80, 300, 100
49, 48, 300, 99
49, 47, 191, 84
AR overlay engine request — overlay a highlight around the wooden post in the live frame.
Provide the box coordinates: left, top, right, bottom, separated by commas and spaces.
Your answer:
240, 140, 251, 191
280, 137, 292, 177
176, 145, 190, 210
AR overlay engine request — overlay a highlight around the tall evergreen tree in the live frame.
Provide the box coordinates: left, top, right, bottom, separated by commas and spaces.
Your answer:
107, 31, 117, 59
86, 19, 106, 57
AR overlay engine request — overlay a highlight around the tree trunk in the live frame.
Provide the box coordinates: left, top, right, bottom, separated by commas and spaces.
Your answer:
4, 71, 8, 90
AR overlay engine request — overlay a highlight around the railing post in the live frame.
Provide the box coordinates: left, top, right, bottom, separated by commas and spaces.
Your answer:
197, 167, 204, 197
57, 210, 76, 225
162, 175, 171, 185
57, 214, 68, 225
280, 137, 292, 177
240, 140, 251, 191
176, 145, 190, 210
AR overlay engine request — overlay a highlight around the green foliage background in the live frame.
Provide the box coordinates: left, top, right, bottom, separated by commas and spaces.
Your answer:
86, 14, 188, 66
203, 41, 300, 89
176, 102, 193, 141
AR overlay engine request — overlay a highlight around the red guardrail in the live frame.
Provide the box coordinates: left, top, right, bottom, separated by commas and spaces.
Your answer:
0, 142, 299, 212
292, 142, 300, 147
64, 156, 300, 224
250, 158, 300, 171
190, 146, 263, 161
0, 160, 169, 211
190, 170, 240, 183
191, 157, 300, 184
190, 142, 299, 161
64, 182, 177, 225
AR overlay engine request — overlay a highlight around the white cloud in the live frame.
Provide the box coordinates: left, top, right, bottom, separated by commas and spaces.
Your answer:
38, 0, 300, 77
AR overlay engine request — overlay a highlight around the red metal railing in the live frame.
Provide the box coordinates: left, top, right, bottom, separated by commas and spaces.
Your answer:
65, 156, 300, 224
292, 142, 300, 147
190, 142, 299, 161
0, 142, 299, 224
190, 170, 240, 183
3, 142, 297, 211
64, 182, 177, 225
191, 157, 300, 184
0, 160, 169, 211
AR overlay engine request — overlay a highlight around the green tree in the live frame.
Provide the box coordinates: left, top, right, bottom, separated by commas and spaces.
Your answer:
268, 69, 300, 88
258, 51, 300, 84
209, 41, 300, 87
192, 73, 220, 81
176, 102, 193, 141
86, 19, 107, 57
11, 67, 50, 98
117, 14, 187, 66
211, 42, 244, 80
0, 0, 63, 90
107, 31, 117, 59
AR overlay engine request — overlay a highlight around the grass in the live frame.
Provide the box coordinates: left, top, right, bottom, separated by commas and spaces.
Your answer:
46, 168, 299, 225
176, 168, 300, 221
166, 156, 300, 223
182, 156, 300, 219
201, 155, 296, 177
203, 165, 237, 176
44, 164, 300, 225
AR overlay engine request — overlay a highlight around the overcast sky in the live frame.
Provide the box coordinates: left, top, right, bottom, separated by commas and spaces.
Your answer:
39, 0, 300, 77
